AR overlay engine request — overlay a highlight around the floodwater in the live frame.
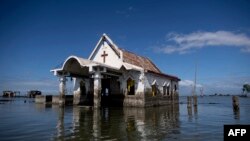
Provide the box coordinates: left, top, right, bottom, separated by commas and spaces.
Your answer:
0, 96, 250, 141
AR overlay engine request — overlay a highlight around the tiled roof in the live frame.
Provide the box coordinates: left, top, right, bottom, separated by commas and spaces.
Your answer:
120, 49, 180, 81
121, 49, 161, 73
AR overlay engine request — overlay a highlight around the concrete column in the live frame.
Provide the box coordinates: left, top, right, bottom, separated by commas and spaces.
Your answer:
59, 76, 67, 106
93, 71, 102, 108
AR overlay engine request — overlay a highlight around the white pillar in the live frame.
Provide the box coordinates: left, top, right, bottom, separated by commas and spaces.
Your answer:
59, 76, 67, 96
59, 76, 67, 105
93, 71, 102, 108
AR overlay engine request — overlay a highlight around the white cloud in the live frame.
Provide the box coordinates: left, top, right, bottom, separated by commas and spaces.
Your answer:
156, 31, 250, 54
180, 79, 203, 88
178, 76, 250, 95
179, 80, 203, 96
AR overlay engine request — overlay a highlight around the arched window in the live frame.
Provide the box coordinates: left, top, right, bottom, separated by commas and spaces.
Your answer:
152, 84, 158, 96
163, 85, 166, 95
127, 78, 135, 95
152, 80, 158, 96
167, 85, 170, 95
163, 81, 168, 96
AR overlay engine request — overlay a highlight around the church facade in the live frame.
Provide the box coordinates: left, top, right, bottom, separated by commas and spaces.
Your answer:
51, 34, 180, 108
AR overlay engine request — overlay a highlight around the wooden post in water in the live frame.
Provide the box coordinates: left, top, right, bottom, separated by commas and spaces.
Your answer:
193, 95, 198, 107
192, 62, 198, 107
232, 96, 239, 111
187, 96, 192, 108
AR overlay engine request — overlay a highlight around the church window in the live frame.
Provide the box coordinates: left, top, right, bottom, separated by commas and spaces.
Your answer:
163, 85, 166, 95
167, 86, 170, 95
152, 84, 158, 96
127, 78, 135, 95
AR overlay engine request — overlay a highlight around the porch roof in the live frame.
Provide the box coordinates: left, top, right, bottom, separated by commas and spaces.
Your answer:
51, 55, 133, 77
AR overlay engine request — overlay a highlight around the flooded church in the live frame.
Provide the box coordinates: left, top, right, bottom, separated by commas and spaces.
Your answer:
46, 34, 180, 108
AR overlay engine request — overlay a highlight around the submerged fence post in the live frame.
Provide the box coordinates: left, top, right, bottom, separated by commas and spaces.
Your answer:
232, 96, 239, 111
193, 95, 197, 107
187, 96, 192, 108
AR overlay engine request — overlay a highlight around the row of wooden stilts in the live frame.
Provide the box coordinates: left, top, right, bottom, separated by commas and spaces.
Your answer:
187, 95, 198, 108
187, 95, 240, 111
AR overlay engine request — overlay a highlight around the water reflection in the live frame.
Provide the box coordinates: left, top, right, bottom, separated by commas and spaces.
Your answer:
56, 106, 65, 139
233, 108, 240, 120
187, 105, 198, 122
194, 106, 198, 119
34, 103, 52, 112
123, 105, 180, 140
93, 109, 101, 139
52, 104, 180, 140
187, 107, 193, 121
1, 97, 249, 141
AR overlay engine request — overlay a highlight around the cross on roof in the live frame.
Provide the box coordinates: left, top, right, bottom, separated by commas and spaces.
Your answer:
101, 51, 108, 63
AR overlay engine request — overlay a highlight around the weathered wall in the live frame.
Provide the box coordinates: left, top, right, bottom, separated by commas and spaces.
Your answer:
35, 95, 46, 103
144, 72, 179, 96
52, 96, 59, 104
73, 78, 92, 105
119, 70, 145, 95
144, 95, 179, 107
123, 93, 145, 107
73, 78, 90, 95
35, 95, 52, 104
108, 70, 180, 107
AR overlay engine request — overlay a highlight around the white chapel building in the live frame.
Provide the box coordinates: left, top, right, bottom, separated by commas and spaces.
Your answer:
51, 34, 180, 107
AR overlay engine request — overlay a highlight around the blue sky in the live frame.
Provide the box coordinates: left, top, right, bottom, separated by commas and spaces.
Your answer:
0, 0, 250, 95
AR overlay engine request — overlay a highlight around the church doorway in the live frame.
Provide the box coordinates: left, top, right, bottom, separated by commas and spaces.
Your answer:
101, 78, 111, 106
80, 81, 86, 96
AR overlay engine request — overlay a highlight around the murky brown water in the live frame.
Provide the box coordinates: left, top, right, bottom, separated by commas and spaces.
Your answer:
0, 96, 250, 141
